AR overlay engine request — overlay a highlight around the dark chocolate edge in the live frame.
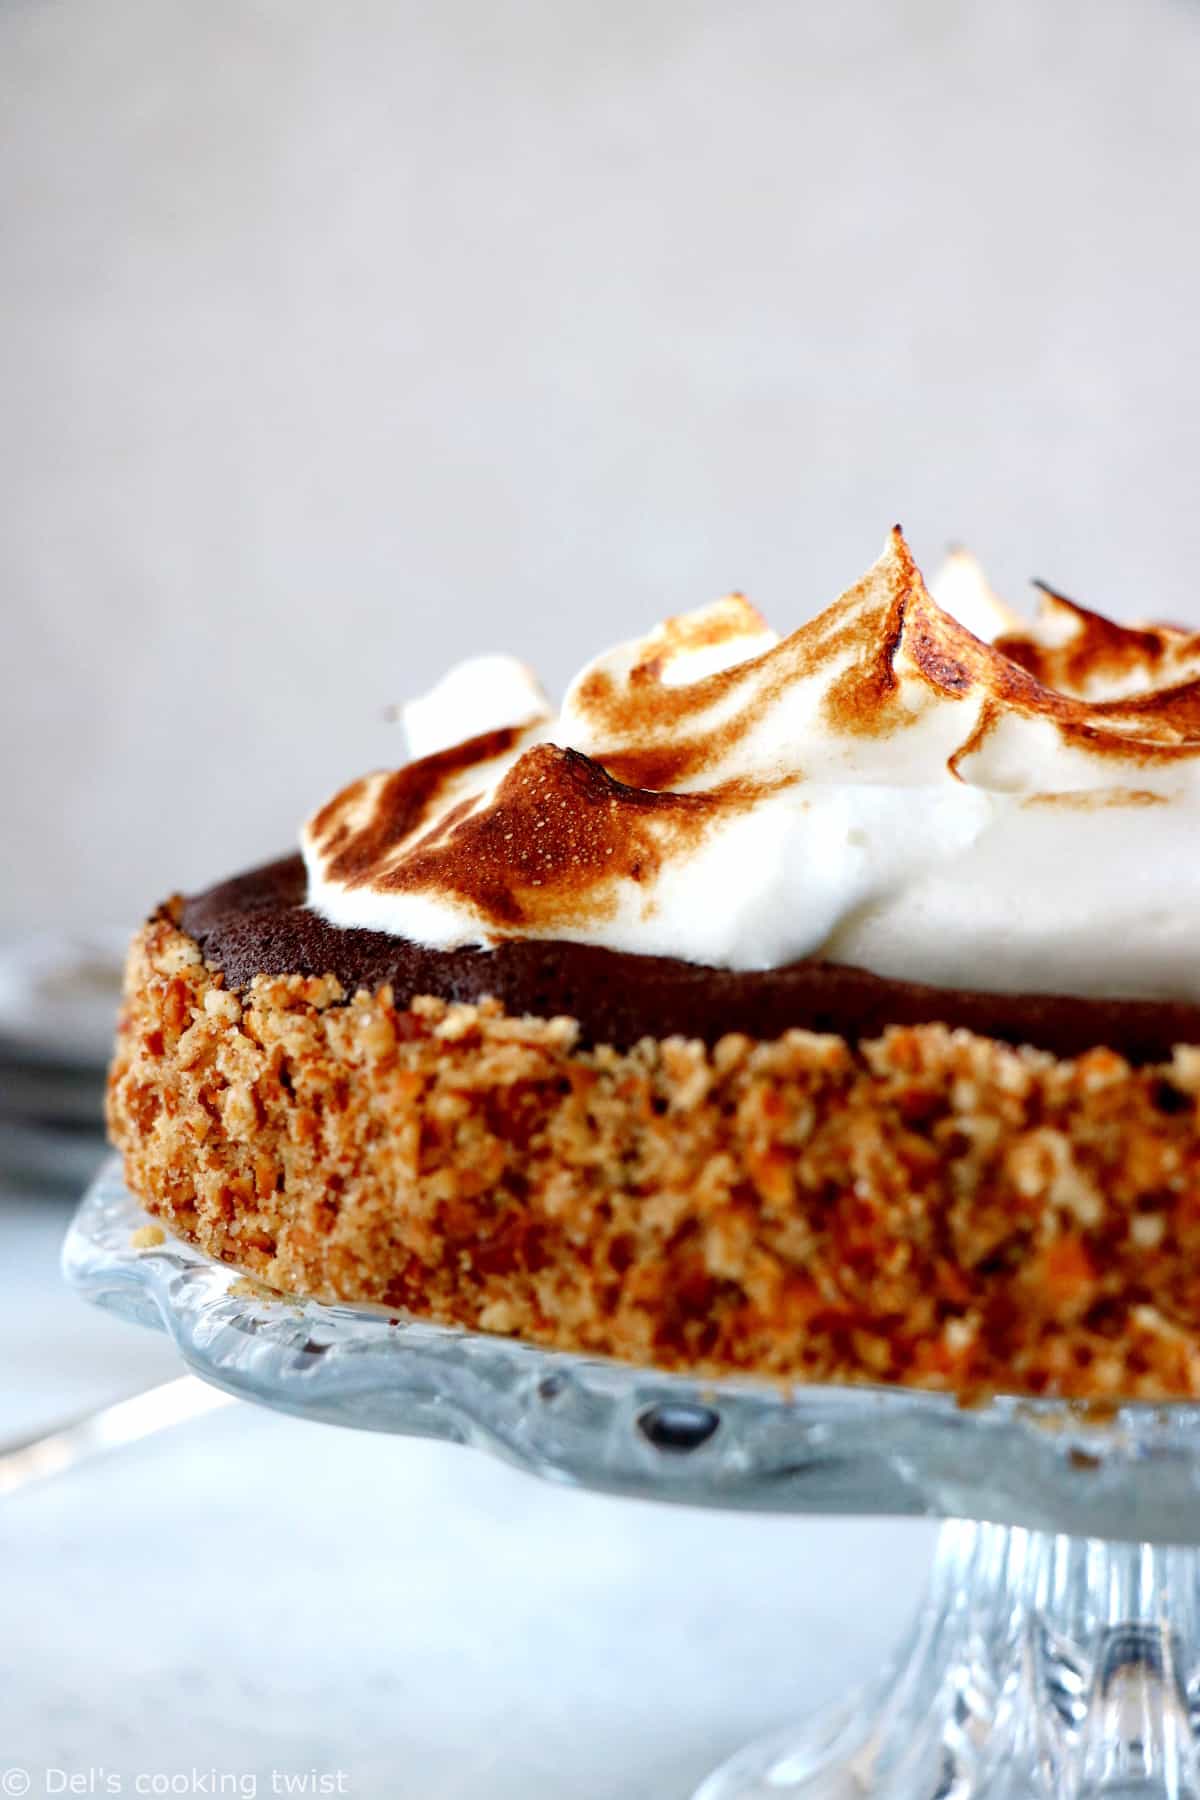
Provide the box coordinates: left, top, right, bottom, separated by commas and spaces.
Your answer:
176, 853, 1200, 1064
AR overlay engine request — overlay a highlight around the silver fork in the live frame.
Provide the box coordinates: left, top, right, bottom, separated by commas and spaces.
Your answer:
0, 1375, 234, 1496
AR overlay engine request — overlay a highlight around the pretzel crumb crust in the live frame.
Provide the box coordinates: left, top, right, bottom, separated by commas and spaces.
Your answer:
106, 901, 1200, 1400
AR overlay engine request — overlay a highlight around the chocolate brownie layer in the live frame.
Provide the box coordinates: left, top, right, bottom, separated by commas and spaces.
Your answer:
183, 855, 1200, 1064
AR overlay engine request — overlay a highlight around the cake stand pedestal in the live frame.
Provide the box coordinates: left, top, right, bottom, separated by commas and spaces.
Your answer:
64, 1162, 1200, 1800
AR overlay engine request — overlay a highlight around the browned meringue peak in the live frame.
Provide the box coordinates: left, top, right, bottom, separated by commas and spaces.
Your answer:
312, 530, 1200, 866
887, 558, 1200, 761
933, 545, 1200, 705
930, 546, 1024, 643
560, 527, 1200, 785
301, 527, 1200, 989
996, 585, 1200, 706
617, 591, 778, 684
308, 532, 932, 910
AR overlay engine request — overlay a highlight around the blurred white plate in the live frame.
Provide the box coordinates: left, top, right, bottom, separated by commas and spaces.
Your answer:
0, 1116, 109, 1190
0, 930, 127, 1070
0, 1055, 107, 1126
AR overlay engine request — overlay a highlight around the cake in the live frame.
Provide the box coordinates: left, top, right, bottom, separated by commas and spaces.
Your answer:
107, 530, 1200, 1399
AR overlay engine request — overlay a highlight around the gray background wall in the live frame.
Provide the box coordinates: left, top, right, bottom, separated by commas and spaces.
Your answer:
4, 0, 1200, 932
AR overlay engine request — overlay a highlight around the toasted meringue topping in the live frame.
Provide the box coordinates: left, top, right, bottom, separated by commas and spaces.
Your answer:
303, 531, 1200, 999
930, 547, 1023, 645
931, 548, 1200, 702
996, 588, 1200, 704
400, 654, 550, 762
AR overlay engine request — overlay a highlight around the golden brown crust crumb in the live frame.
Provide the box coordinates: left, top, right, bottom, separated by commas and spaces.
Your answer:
107, 904, 1200, 1400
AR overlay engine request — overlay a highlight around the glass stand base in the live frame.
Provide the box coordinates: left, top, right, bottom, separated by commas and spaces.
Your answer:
694, 1520, 1200, 1799
62, 1170, 1200, 1799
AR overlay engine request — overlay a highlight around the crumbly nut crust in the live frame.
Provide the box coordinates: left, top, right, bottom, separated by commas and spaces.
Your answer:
107, 903, 1200, 1399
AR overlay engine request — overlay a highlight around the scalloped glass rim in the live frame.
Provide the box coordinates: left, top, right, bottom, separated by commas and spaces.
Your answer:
63, 1159, 1200, 1542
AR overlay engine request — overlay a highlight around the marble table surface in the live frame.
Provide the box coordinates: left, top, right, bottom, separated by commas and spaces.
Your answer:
1, 1178, 935, 1800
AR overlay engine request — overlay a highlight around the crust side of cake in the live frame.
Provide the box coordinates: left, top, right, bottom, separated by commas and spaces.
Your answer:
106, 903, 1200, 1399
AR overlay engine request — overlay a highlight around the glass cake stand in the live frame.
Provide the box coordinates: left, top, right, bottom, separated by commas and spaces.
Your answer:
64, 1160, 1200, 1799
